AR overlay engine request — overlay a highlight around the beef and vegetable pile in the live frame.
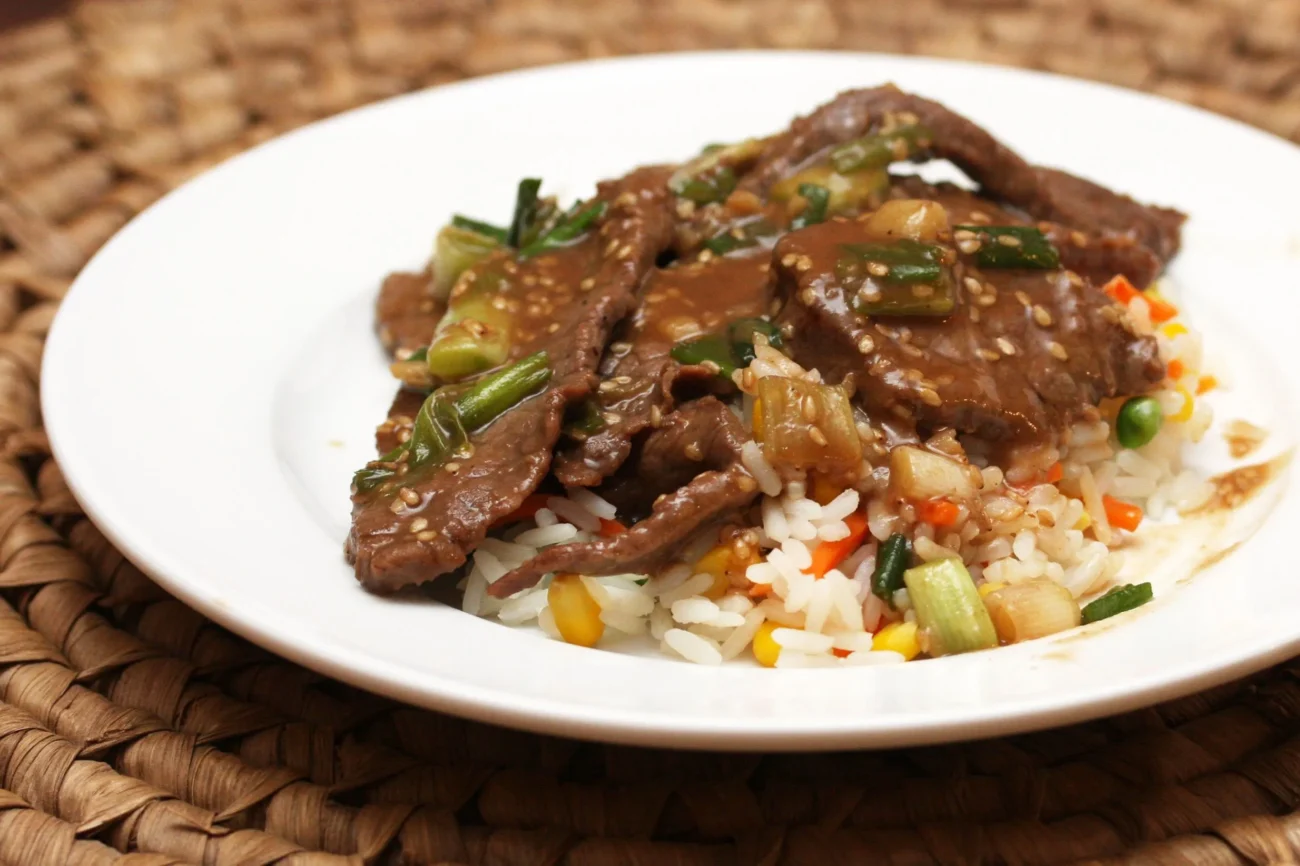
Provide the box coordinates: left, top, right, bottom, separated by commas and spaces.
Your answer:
347, 86, 1216, 666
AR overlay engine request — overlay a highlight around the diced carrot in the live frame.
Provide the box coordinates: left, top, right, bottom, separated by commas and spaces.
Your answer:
1197, 374, 1218, 395
916, 497, 960, 527
1145, 290, 1178, 323
492, 493, 550, 527
808, 510, 870, 578
1102, 494, 1143, 532
1045, 462, 1063, 484
725, 189, 764, 216
1167, 359, 1184, 381
831, 647, 852, 658
1103, 275, 1139, 305
599, 518, 627, 537
747, 583, 772, 599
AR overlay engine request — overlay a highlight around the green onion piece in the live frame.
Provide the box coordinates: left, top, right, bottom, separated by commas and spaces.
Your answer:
955, 225, 1061, 269
432, 225, 500, 300
903, 558, 998, 656
829, 124, 932, 175
566, 398, 606, 437
670, 334, 736, 377
406, 347, 428, 362
839, 240, 955, 317
451, 215, 508, 243
455, 350, 552, 431
353, 446, 404, 492
1116, 396, 1163, 449
520, 200, 607, 258
506, 178, 542, 248
728, 317, 783, 365
425, 322, 510, 381
1080, 582, 1153, 625
790, 183, 830, 230
408, 391, 469, 470
872, 533, 912, 605
672, 166, 737, 204
840, 240, 946, 283
703, 218, 775, 256
754, 377, 862, 473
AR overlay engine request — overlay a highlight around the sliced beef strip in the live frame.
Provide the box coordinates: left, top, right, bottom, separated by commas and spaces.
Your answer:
774, 212, 1164, 443
348, 166, 677, 594
489, 397, 759, 598
889, 177, 1165, 289
553, 249, 772, 487
741, 85, 1183, 271
376, 270, 444, 356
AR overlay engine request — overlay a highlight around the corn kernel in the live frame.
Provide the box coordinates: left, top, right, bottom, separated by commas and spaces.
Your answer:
872, 621, 920, 660
978, 581, 1007, 598
1171, 385, 1194, 423
1161, 322, 1188, 338
548, 573, 604, 647
811, 473, 845, 506
695, 544, 734, 599
752, 621, 781, 667
1074, 510, 1092, 531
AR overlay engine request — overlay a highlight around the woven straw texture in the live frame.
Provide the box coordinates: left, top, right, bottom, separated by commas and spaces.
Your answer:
2, 1, 1300, 863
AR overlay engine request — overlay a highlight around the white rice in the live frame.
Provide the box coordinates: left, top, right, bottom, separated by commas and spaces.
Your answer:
468, 283, 1219, 667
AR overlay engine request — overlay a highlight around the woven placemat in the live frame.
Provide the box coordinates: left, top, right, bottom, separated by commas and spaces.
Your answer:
2, 2, 1299, 863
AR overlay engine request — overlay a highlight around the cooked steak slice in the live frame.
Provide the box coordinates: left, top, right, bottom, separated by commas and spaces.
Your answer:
553, 249, 772, 487
742, 84, 1183, 270
348, 166, 676, 593
489, 397, 758, 597
890, 177, 1165, 288
774, 209, 1164, 442
376, 270, 444, 356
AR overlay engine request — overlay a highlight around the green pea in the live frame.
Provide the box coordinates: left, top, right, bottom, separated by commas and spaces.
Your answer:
1116, 396, 1163, 449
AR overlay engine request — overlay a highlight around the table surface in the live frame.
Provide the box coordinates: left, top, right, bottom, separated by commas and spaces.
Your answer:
1, 2, 1299, 863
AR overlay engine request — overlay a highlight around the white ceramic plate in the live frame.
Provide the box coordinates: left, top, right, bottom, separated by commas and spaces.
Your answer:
44, 52, 1300, 750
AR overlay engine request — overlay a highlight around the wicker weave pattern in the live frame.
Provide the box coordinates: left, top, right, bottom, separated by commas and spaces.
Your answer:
2, 1, 1300, 862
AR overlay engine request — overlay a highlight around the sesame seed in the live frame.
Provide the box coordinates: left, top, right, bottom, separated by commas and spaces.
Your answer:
1048, 340, 1069, 360
491, 297, 508, 311
969, 210, 991, 224
901, 344, 924, 358
969, 308, 981, 323
445, 462, 460, 474
397, 429, 411, 444
874, 323, 898, 339
684, 442, 704, 461
737, 474, 758, 493
1065, 270, 1084, 288
389, 498, 406, 514
1032, 305, 1053, 327
954, 229, 977, 242
996, 337, 1017, 356
740, 368, 757, 391
603, 412, 623, 424
410, 517, 428, 532
867, 262, 890, 277
957, 239, 981, 254
547, 322, 560, 333
858, 286, 883, 304
977, 294, 997, 307
904, 369, 923, 383
781, 253, 798, 268
963, 276, 982, 295
604, 238, 619, 255
701, 360, 721, 375
997, 234, 1022, 247
617, 244, 633, 260
808, 426, 828, 446
799, 288, 817, 305
977, 348, 1000, 361
1015, 290, 1031, 307
1070, 230, 1089, 247
610, 341, 632, 354
676, 199, 696, 219
599, 380, 617, 392
616, 191, 637, 208
398, 487, 420, 505
580, 277, 596, 291
801, 395, 818, 422
857, 334, 876, 354
795, 255, 813, 272
649, 405, 663, 427
417, 530, 438, 542
918, 387, 942, 406
911, 283, 935, 298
